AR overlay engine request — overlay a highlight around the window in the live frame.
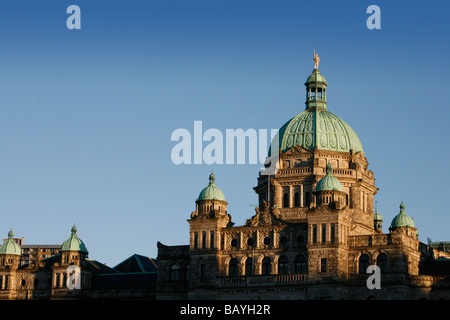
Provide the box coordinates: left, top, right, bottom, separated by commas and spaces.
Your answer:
359, 254, 370, 274
278, 256, 289, 275
377, 253, 387, 272
202, 231, 206, 249
283, 193, 289, 208
331, 223, 335, 243
294, 192, 300, 207
305, 192, 311, 206
193, 232, 198, 249
262, 257, 272, 275
231, 239, 238, 248
245, 258, 254, 276
320, 258, 327, 272
185, 264, 190, 281
200, 264, 206, 279
322, 224, 326, 243
210, 231, 214, 249
295, 255, 307, 273
247, 237, 254, 247
313, 225, 317, 244
263, 237, 271, 246
229, 258, 239, 277
170, 263, 181, 281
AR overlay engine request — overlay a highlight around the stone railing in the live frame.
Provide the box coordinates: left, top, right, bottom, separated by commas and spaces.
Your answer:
219, 274, 307, 287
277, 274, 306, 283
277, 167, 312, 177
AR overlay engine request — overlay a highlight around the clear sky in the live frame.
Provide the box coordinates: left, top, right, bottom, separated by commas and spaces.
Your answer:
0, 0, 448, 267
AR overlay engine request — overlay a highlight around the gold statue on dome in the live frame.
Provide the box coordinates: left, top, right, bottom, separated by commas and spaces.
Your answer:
313, 50, 320, 69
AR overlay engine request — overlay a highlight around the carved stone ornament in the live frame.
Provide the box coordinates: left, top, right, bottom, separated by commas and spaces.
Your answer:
245, 200, 285, 227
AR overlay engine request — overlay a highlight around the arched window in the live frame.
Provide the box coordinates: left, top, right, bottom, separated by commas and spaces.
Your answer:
294, 192, 300, 207
245, 258, 254, 276
278, 256, 289, 275
295, 255, 307, 273
262, 257, 272, 275
170, 263, 181, 281
283, 193, 289, 208
377, 253, 387, 272
229, 258, 239, 277
359, 254, 370, 274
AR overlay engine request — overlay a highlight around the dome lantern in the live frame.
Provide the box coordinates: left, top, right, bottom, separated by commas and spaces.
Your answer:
305, 51, 328, 111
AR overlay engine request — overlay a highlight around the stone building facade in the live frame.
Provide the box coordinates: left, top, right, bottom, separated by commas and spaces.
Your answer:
0, 226, 158, 300
156, 62, 450, 300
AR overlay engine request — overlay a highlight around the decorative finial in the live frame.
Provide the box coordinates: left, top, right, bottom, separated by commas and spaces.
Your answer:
400, 201, 405, 212
313, 50, 320, 69
326, 162, 332, 174
209, 170, 216, 184
71, 224, 77, 234
8, 229, 14, 239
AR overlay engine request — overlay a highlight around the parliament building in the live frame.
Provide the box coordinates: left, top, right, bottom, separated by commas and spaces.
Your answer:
0, 57, 448, 300
156, 59, 450, 300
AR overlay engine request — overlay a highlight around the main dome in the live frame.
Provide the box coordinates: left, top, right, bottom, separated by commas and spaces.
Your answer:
277, 109, 364, 154
270, 68, 364, 156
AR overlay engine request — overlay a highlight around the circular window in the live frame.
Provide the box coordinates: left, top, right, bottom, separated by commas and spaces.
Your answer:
231, 239, 237, 247
280, 236, 288, 245
247, 238, 254, 246
21, 279, 26, 287
263, 237, 271, 245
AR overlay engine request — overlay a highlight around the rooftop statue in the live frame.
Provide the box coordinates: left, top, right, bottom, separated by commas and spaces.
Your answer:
313, 50, 320, 69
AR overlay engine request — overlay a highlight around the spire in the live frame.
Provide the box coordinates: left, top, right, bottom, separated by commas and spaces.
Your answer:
374, 200, 383, 231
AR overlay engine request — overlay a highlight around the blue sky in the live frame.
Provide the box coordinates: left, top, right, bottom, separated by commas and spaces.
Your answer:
0, 0, 448, 266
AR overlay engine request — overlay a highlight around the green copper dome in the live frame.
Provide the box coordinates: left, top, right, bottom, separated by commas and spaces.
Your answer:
198, 171, 226, 201
390, 202, 415, 228
0, 229, 21, 256
315, 163, 344, 192
306, 68, 328, 85
61, 225, 88, 253
269, 68, 364, 156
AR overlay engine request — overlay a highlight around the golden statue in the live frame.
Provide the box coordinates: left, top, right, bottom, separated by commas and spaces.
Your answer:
313, 50, 320, 69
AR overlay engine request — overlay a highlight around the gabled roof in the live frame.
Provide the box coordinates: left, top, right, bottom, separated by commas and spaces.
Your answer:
113, 254, 158, 273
